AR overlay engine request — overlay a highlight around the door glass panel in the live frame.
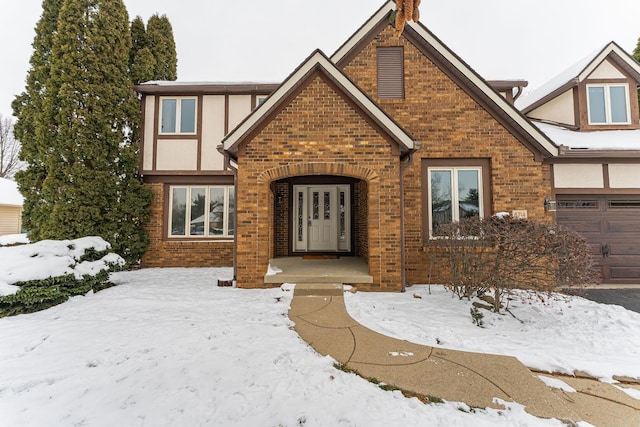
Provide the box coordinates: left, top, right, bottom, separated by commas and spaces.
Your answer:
298, 191, 304, 242
190, 188, 206, 236
312, 192, 319, 220
431, 170, 452, 233
170, 187, 187, 236
339, 191, 346, 241
457, 169, 480, 219
609, 86, 628, 123
209, 187, 225, 235
324, 192, 331, 220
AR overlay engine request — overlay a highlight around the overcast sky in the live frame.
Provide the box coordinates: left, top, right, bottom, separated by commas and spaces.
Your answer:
2, 0, 640, 119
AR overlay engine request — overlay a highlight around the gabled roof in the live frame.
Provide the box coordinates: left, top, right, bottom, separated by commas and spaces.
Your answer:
331, 1, 558, 159
517, 41, 640, 113
223, 49, 415, 156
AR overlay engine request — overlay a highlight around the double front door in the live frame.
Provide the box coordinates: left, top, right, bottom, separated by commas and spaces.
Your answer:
292, 185, 351, 252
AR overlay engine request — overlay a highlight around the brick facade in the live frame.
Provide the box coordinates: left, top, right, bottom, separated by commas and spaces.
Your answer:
139, 20, 554, 290
341, 25, 553, 285
141, 183, 234, 268
235, 76, 402, 289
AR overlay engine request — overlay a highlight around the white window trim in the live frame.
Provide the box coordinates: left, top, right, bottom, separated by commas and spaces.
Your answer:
168, 185, 234, 238
427, 166, 484, 238
159, 97, 198, 135
586, 83, 630, 125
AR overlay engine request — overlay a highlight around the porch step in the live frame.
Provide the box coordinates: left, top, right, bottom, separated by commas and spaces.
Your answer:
264, 257, 373, 285
293, 284, 344, 296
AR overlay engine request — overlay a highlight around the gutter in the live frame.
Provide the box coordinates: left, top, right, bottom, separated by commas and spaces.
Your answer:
399, 150, 415, 293
223, 149, 239, 287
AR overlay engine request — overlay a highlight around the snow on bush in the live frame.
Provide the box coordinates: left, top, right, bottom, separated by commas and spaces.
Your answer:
0, 236, 124, 296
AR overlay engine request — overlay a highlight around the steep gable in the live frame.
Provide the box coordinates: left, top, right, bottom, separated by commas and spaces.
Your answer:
223, 49, 415, 157
518, 42, 640, 124
332, 1, 557, 160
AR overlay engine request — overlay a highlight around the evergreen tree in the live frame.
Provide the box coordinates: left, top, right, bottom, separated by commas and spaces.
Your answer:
24, 0, 151, 263
146, 14, 178, 81
130, 15, 146, 67
12, 0, 63, 236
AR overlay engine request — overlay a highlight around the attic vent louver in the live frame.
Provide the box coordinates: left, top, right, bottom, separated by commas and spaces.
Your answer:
377, 47, 404, 99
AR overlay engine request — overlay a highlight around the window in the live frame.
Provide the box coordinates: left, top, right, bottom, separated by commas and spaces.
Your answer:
377, 47, 404, 99
160, 97, 197, 134
427, 167, 483, 236
169, 185, 235, 238
587, 84, 629, 125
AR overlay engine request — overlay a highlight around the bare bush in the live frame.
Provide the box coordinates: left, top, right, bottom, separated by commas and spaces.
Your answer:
427, 215, 598, 312
0, 115, 23, 178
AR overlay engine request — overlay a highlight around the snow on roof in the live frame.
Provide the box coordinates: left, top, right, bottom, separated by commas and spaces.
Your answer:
138, 80, 280, 86
515, 46, 603, 111
0, 178, 23, 207
533, 121, 640, 150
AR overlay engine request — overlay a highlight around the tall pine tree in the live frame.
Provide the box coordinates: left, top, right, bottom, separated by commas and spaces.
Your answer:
17, 0, 151, 263
12, 0, 63, 236
129, 16, 156, 85
145, 14, 178, 81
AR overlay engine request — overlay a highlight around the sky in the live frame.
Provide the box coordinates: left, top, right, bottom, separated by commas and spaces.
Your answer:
2, 0, 640, 119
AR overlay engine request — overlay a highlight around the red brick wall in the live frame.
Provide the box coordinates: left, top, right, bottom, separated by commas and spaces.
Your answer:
342, 25, 553, 285
141, 183, 234, 268
235, 76, 402, 289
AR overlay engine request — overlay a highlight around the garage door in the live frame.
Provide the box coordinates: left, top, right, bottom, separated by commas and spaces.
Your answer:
557, 196, 640, 284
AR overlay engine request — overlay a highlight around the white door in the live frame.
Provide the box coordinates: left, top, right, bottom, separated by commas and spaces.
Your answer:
308, 187, 337, 251
292, 185, 351, 252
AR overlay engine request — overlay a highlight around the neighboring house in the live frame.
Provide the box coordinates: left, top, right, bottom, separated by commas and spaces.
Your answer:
517, 42, 640, 284
135, 1, 639, 288
0, 178, 23, 236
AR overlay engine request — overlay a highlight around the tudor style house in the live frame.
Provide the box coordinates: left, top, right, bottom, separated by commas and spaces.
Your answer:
135, 1, 640, 288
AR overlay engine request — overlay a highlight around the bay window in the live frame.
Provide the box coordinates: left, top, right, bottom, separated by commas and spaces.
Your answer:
169, 185, 235, 238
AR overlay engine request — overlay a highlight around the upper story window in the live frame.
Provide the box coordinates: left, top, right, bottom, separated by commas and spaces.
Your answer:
587, 84, 630, 125
377, 47, 404, 99
160, 97, 197, 134
169, 185, 235, 238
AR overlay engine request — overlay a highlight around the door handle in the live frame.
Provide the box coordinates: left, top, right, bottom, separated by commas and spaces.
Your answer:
601, 243, 610, 258
308, 217, 312, 227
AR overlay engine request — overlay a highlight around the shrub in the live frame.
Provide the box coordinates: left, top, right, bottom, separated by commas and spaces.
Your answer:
0, 270, 113, 318
427, 216, 598, 312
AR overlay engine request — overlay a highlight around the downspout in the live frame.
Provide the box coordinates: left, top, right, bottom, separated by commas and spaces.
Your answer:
399, 150, 415, 293
224, 151, 238, 287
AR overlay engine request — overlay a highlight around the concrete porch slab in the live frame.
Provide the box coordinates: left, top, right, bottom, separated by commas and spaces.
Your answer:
264, 257, 373, 284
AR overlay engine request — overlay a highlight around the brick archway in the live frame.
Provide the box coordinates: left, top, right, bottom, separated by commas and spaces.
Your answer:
236, 161, 396, 289
257, 162, 379, 184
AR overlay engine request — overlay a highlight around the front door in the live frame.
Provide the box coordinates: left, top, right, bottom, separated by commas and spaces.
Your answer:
293, 185, 350, 252
308, 187, 337, 251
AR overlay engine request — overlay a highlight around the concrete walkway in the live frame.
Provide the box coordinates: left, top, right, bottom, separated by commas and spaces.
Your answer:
289, 284, 640, 427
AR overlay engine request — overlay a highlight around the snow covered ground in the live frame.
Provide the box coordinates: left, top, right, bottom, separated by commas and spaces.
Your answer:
1, 259, 638, 425
345, 286, 640, 382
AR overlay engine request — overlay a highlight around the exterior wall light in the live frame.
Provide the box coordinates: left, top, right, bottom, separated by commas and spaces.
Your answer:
544, 197, 557, 212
